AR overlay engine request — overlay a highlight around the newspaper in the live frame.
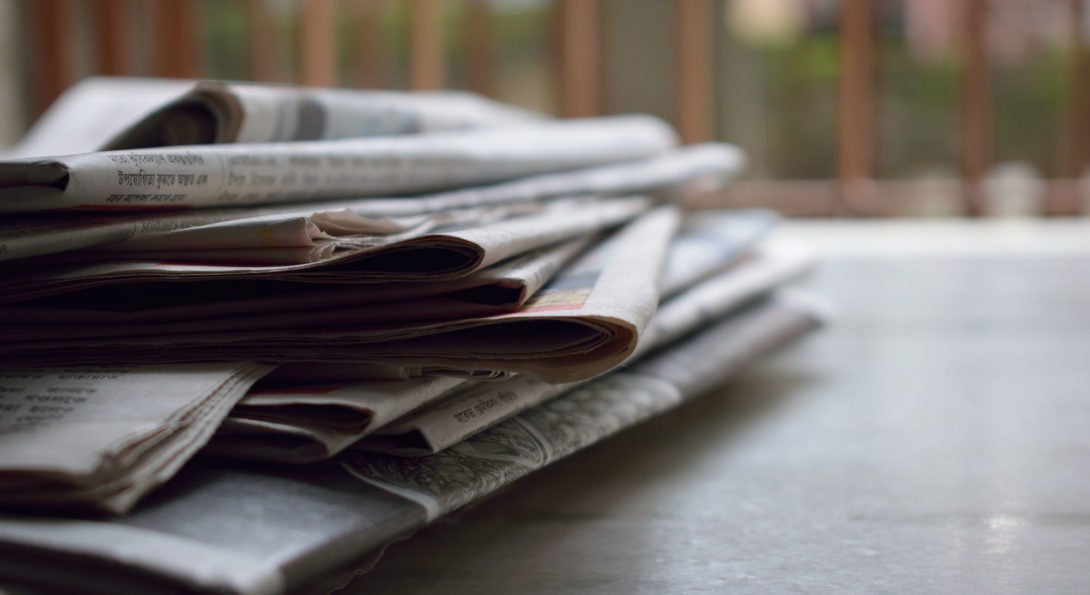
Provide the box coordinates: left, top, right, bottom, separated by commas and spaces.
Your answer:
0, 292, 824, 595
208, 210, 789, 461
0, 362, 273, 515
0, 203, 401, 263
0, 206, 680, 382
5, 77, 538, 159
659, 208, 779, 297
344, 292, 826, 517
0, 142, 741, 263
0, 115, 676, 212
257, 361, 461, 384
0, 195, 646, 304
2, 194, 557, 270
360, 250, 813, 456
4, 77, 194, 160
0, 207, 414, 267
0, 236, 593, 328
320, 142, 744, 219
207, 375, 470, 463
104, 79, 540, 149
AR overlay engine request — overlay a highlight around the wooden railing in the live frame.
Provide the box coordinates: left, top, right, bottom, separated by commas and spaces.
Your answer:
20, 0, 1090, 217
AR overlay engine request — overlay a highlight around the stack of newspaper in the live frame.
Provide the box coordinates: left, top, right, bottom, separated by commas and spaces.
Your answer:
0, 79, 825, 594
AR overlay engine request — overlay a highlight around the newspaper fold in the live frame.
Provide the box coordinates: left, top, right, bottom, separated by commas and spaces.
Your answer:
208, 210, 788, 461
0, 115, 675, 212
659, 208, 779, 297
360, 250, 812, 456
6, 77, 539, 159
4, 77, 195, 159
207, 375, 470, 463
0, 195, 646, 304
0, 362, 273, 515
0, 206, 680, 382
0, 236, 593, 328
345, 292, 826, 518
0, 143, 741, 263
0, 292, 824, 595
104, 79, 540, 149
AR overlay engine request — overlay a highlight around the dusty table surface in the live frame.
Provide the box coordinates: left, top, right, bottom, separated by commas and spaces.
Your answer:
343, 220, 1090, 594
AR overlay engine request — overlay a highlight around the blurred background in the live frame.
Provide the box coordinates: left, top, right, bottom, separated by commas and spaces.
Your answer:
0, 0, 1087, 217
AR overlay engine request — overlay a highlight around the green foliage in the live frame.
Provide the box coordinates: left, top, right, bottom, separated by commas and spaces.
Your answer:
874, 33, 960, 177
756, 34, 839, 179
992, 48, 1068, 176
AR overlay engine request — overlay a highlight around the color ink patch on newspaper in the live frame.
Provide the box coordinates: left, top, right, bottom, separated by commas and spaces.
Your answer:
520, 270, 600, 313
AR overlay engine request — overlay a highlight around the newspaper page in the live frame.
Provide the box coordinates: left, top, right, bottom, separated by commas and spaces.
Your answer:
0, 362, 273, 515
0, 206, 680, 382
105, 79, 540, 149
0, 142, 741, 263
0, 196, 643, 341
0, 201, 408, 263
210, 209, 789, 460
330, 142, 744, 219
3, 77, 194, 160
0, 293, 823, 595
0, 236, 592, 328
359, 250, 813, 456
344, 292, 826, 517
206, 374, 470, 463
7, 77, 536, 159
200, 239, 591, 463
0, 115, 675, 212
659, 208, 779, 297
0, 195, 645, 304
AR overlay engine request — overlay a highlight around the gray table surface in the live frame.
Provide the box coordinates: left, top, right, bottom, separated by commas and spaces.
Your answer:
344, 220, 1090, 594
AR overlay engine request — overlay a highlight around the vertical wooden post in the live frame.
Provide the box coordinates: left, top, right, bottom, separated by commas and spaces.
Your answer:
91, 0, 131, 75
152, 0, 201, 78
1058, 0, 1090, 214
837, 0, 874, 214
960, 0, 990, 216
464, 0, 494, 96
247, 0, 287, 82
350, 0, 390, 88
29, 0, 75, 116
409, 0, 444, 90
555, 0, 601, 118
1066, 0, 1090, 178
299, 0, 338, 86
674, 0, 713, 144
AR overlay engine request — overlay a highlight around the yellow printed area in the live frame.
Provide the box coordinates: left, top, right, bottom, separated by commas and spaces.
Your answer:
257, 228, 276, 246
523, 287, 592, 311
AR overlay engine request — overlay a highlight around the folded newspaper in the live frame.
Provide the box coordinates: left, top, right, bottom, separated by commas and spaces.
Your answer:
0, 115, 675, 212
0, 79, 828, 593
0, 236, 594, 330
7, 77, 539, 159
0, 206, 680, 382
102, 79, 540, 150
0, 292, 825, 594
207, 209, 788, 462
0, 143, 743, 264
0, 194, 649, 323
0, 363, 273, 514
